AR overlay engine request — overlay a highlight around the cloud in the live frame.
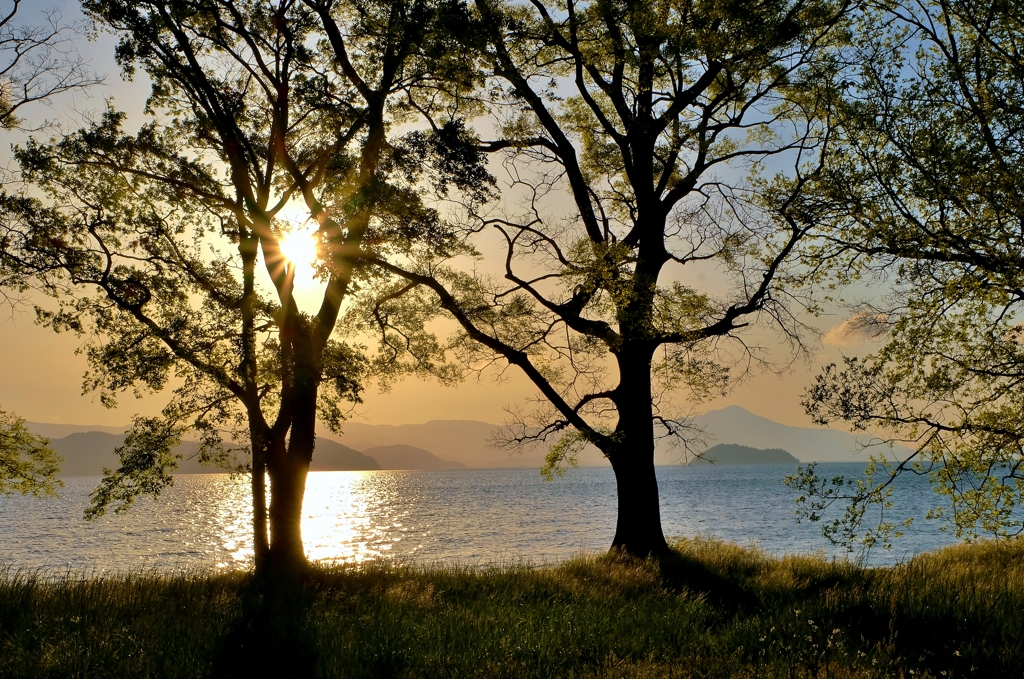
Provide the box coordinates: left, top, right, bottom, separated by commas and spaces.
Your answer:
822, 312, 889, 347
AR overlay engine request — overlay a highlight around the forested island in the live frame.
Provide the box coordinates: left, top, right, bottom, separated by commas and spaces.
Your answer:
689, 444, 800, 466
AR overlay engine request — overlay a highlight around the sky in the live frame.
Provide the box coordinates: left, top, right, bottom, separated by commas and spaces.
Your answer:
0, 308, 863, 427
0, 0, 881, 430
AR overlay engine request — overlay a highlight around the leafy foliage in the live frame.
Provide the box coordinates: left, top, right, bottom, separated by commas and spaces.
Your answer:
0, 406, 61, 497
790, 0, 1024, 546
84, 416, 183, 519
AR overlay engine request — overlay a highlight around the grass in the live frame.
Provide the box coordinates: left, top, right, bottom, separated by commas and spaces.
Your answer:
1, 538, 1022, 678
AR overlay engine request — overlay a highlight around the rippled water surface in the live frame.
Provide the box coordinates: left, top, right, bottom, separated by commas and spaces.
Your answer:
1, 465, 960, 572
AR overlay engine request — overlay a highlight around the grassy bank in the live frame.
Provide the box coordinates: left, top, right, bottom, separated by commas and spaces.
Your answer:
1, 538, 1021, 678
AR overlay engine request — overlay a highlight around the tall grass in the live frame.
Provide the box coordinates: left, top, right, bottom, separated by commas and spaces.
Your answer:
1, 538, 1021, 678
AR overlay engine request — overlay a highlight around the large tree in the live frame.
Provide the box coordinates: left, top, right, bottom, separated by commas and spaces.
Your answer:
788, 0, 1024, 547
361, 0, 852, 556
0, 0, 482, 573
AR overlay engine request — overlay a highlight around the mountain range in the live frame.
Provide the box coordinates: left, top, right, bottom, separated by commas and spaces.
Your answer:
44, 431, 389, 476
687, 406, 901, 463
364, 445, 466, 470
323, 406, 898, 467
26, 405, 890, 476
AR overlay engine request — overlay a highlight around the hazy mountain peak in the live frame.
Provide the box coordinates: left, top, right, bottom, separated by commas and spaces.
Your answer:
308, 439, 381, 471
25, 421, 129, 439
689, 406, 891, 462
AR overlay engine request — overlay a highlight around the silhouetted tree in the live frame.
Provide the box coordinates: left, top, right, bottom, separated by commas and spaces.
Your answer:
362, 0, 853, 556
788, 0, 1024, 548
0, 0, 482, 573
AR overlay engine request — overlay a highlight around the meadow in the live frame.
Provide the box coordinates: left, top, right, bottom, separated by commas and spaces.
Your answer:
1, 538, 1020, 678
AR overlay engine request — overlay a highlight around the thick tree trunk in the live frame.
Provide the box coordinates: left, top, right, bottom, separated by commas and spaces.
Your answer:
609, 440, 669, 557
263, 347, 319, 575
609, 346, 670, 557
266, 452, 310, 574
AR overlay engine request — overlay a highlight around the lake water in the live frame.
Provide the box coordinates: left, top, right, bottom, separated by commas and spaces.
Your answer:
0, 464, 960, 572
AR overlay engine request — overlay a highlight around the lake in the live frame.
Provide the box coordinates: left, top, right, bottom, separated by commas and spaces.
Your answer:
0, 464, 960, 572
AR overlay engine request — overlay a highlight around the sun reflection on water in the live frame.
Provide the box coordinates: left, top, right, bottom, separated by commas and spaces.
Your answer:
196, 472, 430, 567
210, 474, 256, 569
301, 472, 421, 564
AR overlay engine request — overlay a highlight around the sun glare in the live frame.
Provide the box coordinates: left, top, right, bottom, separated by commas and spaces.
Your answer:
279, 226, 318, 274
272, 220, 329, 311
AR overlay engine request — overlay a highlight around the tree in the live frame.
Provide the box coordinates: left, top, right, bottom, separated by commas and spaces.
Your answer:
788, 0, 1024, 547
0, 0, 481, 573
0, 406, 61, 497
360, 0, 852, 556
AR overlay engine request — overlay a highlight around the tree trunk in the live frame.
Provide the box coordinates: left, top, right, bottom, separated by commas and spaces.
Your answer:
609, 346, 670, 557
266, 452, 310, 574
264, 345, 319, 575
251, 441, 269, 565
609, 441, 669, 557
240, 233, 271, 567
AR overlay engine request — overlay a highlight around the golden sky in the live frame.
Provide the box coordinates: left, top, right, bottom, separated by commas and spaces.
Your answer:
0, 306, 861, 428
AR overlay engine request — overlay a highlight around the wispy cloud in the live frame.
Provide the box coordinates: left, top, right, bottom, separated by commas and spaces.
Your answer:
823, 312, 889, 347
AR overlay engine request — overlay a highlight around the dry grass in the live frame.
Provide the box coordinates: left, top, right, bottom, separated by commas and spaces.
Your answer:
1, 538, 1021, 678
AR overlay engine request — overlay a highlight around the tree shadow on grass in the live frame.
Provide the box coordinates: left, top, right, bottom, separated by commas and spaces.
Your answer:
211, 574, 317, 679
654, 550, 760, 613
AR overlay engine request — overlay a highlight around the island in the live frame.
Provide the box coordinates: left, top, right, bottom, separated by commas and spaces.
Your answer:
688, 443, 799, 465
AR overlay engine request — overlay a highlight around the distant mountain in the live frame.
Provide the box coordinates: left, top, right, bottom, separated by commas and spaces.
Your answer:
309, 439, 381, 471
49, 431, 382, 476
50, 431, 124, 476
688, 443, 799, 465
329, 408, 882, 467
329, 419, 506, 467
49, 431, 211, 476
30, 405, 890, 474
324, 419, 607, 468
26, 421, 128, 439
362, 444, 466, 470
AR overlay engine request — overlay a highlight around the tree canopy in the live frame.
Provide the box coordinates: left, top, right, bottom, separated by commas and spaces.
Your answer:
788, 0, 1024, 548
0, 0, 96, 498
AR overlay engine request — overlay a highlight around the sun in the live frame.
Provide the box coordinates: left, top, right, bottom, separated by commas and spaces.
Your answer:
278, 226, 318, 275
